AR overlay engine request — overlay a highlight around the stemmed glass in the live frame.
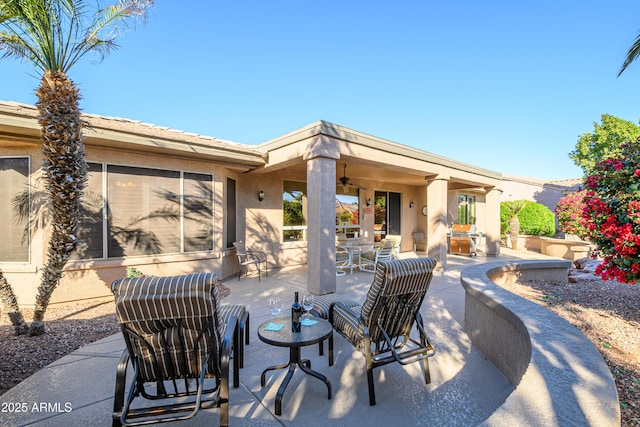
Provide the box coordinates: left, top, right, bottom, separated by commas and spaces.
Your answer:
302, 294, 314, 324
269, 297, 281, 320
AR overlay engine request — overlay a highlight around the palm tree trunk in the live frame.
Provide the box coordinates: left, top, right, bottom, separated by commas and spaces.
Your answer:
0, 270, 29, 335
510, 217, 520, 250
30, 71, 88, 336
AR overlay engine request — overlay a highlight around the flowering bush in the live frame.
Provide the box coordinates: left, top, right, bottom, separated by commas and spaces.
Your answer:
582, 139, 640, 284
555, 190, 589, 240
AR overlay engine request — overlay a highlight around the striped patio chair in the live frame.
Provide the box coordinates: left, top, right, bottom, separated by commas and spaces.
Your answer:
111, 273, 239, 427
328, 258, 437, 406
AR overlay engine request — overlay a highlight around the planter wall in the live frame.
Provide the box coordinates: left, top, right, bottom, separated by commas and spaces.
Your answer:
540, 237, 593, 261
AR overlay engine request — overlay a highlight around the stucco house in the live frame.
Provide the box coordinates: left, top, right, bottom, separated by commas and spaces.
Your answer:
0, 100, 502, 306
500, 174, 583, 213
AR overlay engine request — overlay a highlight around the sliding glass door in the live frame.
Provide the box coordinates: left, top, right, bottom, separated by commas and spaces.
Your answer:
374, 191, 401, 241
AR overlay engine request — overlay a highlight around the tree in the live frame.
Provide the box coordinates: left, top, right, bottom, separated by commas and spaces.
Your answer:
569, 114, 640, 176
0, 0, 153, 335
582, 139, 640, 284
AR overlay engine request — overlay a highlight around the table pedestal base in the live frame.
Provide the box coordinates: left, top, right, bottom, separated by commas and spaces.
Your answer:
260, 346, 332, 415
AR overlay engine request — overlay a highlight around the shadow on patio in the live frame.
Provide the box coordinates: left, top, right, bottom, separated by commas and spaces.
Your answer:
0, 248, 563, 426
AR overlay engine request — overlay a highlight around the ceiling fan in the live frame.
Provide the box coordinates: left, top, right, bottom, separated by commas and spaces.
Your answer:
338, 164, 366, 194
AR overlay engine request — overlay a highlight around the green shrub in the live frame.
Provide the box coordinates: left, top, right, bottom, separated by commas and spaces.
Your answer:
500, 200, 556, 237
517, 201, 556, 236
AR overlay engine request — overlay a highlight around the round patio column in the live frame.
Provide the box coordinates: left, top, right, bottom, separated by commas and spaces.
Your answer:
304, 136, 340, 295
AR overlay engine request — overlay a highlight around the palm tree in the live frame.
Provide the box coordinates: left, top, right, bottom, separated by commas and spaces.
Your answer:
503, 200, 527, 250
0, 0, 153, 335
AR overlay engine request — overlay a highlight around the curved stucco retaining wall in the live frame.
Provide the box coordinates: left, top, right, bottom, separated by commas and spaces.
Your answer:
460, 260, 620, 426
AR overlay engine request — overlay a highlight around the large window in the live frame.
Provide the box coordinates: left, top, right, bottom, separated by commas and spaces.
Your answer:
282, 181, 362, 242
336, 186, 360, 238
283, 181, 307, 241
73, 163, 214, 259
458, 194, 477, 224
107, 165, 180, 256
74, 162, 104, 259
183, 172, 214, 252
0, 157, 29, 262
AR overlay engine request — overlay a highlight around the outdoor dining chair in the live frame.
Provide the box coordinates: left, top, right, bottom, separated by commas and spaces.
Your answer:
336, 245, 353, 276
328, 257, 437, 406
111, 272, 240, 426
412, 231, 427, 252
233, 241, 268, 281
359, 239, 394, 272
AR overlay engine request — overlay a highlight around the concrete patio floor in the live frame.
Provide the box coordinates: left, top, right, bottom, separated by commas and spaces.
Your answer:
0, 248, 559, 426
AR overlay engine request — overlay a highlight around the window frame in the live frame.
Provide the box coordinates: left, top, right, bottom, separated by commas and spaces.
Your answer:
74, 162, 214, 260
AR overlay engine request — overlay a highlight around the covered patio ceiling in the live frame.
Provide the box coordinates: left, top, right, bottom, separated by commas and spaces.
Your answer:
252, 120, 502, 192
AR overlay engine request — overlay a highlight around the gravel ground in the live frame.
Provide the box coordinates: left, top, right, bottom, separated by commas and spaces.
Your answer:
0, 300, 119, 396
1, 280, 638, 425
0, 284, 231, 396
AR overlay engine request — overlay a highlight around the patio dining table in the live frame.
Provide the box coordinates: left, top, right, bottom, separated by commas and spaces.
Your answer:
340, 242, 378, 272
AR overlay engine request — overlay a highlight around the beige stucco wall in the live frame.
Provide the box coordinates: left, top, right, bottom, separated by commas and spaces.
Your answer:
1, 106, 504, 306
2, 145, 242, 307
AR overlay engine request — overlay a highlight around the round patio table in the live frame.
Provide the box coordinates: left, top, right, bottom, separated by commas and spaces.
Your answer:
257, 316, 333, 416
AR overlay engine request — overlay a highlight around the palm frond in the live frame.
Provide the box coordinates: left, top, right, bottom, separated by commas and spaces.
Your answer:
0, 0, 153, 73
618, 31, 640, 77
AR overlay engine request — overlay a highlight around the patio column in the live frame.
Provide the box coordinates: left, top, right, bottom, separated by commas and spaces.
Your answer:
426, 175, 449, 267
484, 186, 502, 256
304, 136, 340, 295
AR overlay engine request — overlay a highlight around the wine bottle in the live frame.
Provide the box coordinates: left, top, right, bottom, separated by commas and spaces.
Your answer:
291, 291, 302, 332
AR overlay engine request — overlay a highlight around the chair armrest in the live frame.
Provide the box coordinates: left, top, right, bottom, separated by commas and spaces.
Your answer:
329, 301, 367, 346
246, 250, 267, 261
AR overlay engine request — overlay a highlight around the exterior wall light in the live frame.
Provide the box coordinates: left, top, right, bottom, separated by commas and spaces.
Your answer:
259, 190, 265, 202
366, 198, 372, 206
409, 201, 414, 208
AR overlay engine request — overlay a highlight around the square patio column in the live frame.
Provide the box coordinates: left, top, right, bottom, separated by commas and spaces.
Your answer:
484, 187, 502, 256
304, 136, 340, 295
426, 176, 449, 267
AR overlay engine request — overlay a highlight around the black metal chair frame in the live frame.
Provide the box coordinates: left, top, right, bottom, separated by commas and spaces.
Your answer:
113, 316, 237, 426
328, 258, 437, 406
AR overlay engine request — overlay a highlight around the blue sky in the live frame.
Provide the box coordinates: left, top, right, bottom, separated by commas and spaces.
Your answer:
3, 1, 640, 180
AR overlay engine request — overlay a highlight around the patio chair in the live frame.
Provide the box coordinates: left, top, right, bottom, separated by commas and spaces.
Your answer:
328, 258, 437, 406
232, 241, 268, 281
336, 245, 353, 276
412, 231, 427, 252
359, 239, 394, 272
111, 273, 240, 427
383, 234, 402, 258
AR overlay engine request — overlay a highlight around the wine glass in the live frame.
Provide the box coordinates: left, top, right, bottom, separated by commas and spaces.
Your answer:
269, 297, 281, 320
302, 294, 314, 323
